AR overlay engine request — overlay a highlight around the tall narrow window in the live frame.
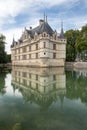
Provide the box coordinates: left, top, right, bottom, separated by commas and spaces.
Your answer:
22, 55, 26, 60
23, 47, 26, 53
29, 46, 31, 51
36, 44, 38, 50
36, 53, 38, 59
36, 74, 38, 80
23, 72, 27, 77
53, 75, 56, 80
29, 73, 31, 79
29, 54, 31, 59
53, 53, 56, 59
44, 42, 46, 48
53, 44, 56, 50
36, 83, 38, 89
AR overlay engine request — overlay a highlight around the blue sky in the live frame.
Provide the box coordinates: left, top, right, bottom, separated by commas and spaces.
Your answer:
0, 0, 87, 53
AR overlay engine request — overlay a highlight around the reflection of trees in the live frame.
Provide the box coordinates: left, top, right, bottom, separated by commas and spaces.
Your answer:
0, 72, 6, 95
66, 71, 87, 104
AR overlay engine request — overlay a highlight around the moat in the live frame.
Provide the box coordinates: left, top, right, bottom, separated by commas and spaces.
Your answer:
0, 67, 87, 130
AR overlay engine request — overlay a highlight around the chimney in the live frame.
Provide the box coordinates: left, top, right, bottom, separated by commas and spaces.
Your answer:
39, 19, 44, 26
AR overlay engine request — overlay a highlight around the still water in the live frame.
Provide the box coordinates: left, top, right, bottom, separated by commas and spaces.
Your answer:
0, 67, 87, 130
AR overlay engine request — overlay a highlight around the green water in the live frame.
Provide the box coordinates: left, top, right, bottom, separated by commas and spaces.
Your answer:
0, 67, 87, 130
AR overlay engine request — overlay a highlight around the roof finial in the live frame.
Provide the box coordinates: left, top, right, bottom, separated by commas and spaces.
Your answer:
60, 20, 64, 38
44, 12, 46, 22
12, 35, 15, 45
61, 21, 63, 30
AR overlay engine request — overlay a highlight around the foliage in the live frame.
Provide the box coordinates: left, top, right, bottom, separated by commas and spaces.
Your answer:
0, 34, 7, 63
76, 25, 87, 53
65, 24, 87, 61
76, 38, 87, 53
12, 123, 22, 130
0, 72, 6, 95
65, 29, 80, 61
0, 34, 11, 64
7, 54, 11, 63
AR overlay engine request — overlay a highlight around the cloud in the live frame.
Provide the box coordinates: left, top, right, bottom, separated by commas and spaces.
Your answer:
0, 0, 80, 29
1, 28, 23, 54
0, 0, 87, 54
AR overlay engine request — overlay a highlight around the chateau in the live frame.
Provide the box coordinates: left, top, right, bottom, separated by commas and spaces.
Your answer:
11, 16, 67, 67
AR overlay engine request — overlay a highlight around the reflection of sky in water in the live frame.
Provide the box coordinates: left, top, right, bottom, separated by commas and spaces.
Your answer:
5, 73, 22, 97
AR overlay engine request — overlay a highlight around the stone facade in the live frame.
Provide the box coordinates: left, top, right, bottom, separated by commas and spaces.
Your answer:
11, 18, 67, 67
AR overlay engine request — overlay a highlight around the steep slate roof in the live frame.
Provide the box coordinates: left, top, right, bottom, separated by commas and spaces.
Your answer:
11, 20, 55, 47
28, 21, 54, 38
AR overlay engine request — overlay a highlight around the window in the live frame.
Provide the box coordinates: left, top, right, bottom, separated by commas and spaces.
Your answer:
29, 73, 31, 79
19, 56, 20, 60
36, 83, 38, 89
53, 75, 56, 80
15, 56, 16, 60
23, 72, 27, 77
23, 55, 26, 60
18, 49, 19, 54
36, 44, 38, 50
29, 81, 31, 86
36, 53, 38, 59
36, 75, 38, 80
23, 47, 26, 53
53, 53, 56, 59
29, 54, 31, 59
44, 52, 46, 55
44, 42, 46, 48
29, 46, 31, 51
23, 79, 27, 86
53, 44, 56, 50
18, 72, 20, 76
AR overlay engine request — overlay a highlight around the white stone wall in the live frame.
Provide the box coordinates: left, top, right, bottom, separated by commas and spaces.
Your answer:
11, 35, 66, 67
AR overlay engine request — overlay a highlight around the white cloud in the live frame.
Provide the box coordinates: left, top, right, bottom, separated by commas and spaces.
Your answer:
1, 28, 23, 54
64, 15, 87, 30
0, 0, 86, 54
0, 0, 80, 29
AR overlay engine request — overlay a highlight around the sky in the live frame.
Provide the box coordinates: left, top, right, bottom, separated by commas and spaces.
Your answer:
0, 0, 87, 54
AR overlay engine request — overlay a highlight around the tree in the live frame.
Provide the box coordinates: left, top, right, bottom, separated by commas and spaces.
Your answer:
64, 29, 80, 61
0, 34, 7, 63
76, 38, 87, 53
75, 25, 87, 61
7, 54, 11, 63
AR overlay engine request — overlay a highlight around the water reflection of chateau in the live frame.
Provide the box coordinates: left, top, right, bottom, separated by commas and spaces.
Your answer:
11, 67, 66, 108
